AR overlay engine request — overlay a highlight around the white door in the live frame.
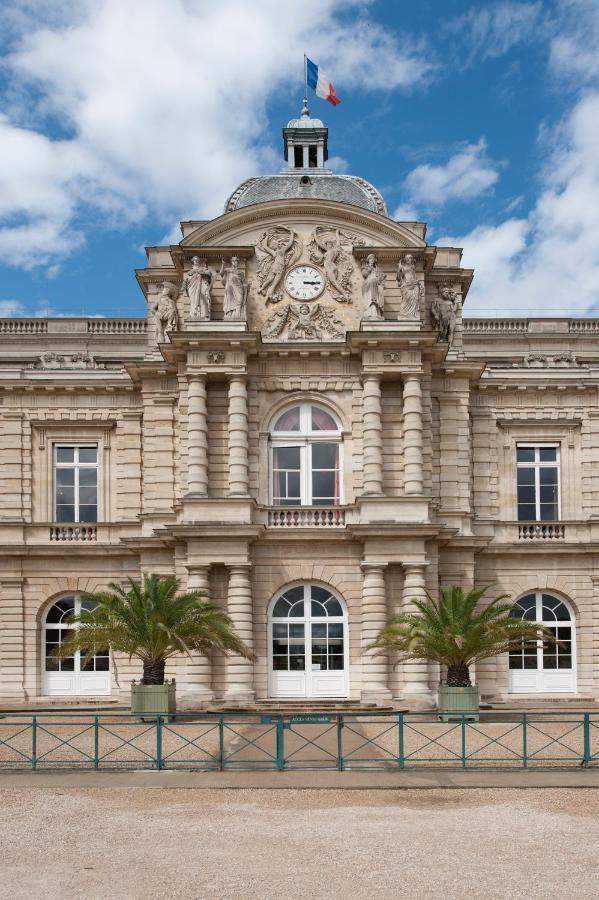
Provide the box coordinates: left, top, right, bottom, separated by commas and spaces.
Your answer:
269, 584, 348, 699
43, 596, 111, 696
508, 592, 576, 693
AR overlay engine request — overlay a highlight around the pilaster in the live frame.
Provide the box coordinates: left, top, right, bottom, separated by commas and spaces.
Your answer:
228, 376, 249, 496
224, 564, 255, 700
187, 375, 208, 495
362, 374, 383, 495
401, 563, 434, 706
403, 373, 424, 494
360, 563, 392, 703
181, 565, 214, 705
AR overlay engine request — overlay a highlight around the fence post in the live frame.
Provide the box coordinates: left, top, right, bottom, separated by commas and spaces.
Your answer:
398, 713, 405, 769
583, 713, 591, 768
156, 716, 163, 771
31, 715, 37, 771
337, 715, 344, 771
276, 716, 285, 771
94, 716, 99, 770
522, 714, 528, 769
461, 715, 467, 769
218, 715, 225, 771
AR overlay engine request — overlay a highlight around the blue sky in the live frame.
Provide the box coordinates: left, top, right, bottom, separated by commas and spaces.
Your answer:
0, 0, 598, 318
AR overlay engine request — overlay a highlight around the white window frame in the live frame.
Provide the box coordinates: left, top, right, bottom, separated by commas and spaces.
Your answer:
508, 591, 576, 694
54, 444, 99, 523
270, 403, 343, 507
516, 442, 561, 521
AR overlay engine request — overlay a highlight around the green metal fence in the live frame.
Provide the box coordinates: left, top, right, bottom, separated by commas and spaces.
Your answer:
0, 711, 598, 772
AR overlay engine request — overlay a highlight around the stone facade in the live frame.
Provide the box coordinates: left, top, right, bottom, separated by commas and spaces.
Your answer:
1, 111, 598, 706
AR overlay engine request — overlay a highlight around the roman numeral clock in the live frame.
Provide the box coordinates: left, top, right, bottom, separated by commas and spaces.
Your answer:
285, 265, 325, 301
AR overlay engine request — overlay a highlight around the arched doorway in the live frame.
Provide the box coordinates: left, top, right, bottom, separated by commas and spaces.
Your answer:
268, 584, 349, 698
508, 592, 576, 693
42, 596, 111, 696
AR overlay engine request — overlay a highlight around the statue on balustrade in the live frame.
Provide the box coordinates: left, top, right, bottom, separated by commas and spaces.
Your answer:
183, 256, 214, 319
220, 257, 248, 320
148, 282, 179, 343
361, 253, 386, 320
431, 286, 460, 347
396, 253, 424, 320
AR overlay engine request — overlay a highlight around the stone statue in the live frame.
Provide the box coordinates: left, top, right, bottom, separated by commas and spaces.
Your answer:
262, 303, 344, 342
361, 253, 386, 319
308, 227, 357, 303
148, 282, 179, 343
220, 257, 248, 320
256, 227, 300, 305
396, 254, 424, 320
431, 286, 460, 346
183, 256, 214, 319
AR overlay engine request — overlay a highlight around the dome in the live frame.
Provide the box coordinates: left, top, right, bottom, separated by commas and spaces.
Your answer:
286, 115, 325, 129
224, 173, 388, 217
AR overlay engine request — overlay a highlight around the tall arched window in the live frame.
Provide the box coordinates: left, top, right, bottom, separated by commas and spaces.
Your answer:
270, 403, 342, 506
508, 592, 576, 693
42, 595, 110, 696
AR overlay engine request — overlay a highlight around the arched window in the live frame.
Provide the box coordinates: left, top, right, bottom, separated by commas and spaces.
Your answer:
268, 584, 348, 698
42, 596, 110, 696
508, 592, 576, 693
270, 403, 342, 506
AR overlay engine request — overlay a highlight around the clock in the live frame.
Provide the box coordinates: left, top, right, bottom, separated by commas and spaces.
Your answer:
285, 265, 324, 301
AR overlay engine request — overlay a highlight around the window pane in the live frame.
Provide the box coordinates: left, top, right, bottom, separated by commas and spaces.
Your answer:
272, 656, 288, 671
46, 598, 75, 622
558, 655, 572, 669
79, 468, 97, 486
56, 468, 75, 485
60, 655, 75, 672
517, 467, 535, 485
517, 447, 535, 462
79, 486, 97, 505
272, 598, 290, 617
509, 655, 523, 669
272, 639, 289, 654
328, 622, 343, 638
281, 586, 304, 605
289, 624, 304, 638
312, 624, 326, 638
272, 624, 287, 638
274, 408, 300, 431
288, 601, 304, 617
94, 656, 109, 672
311, 408, 338, 431
539, 447, 557, 462
518, 503, 536, 521
78, 505, 98, 522
289, 655, 305, 671
539, 485, 557, 503
522, 655, 538, 669
311, 600, 326, 616
78, 447, 97, 464
329, 656, 344, 670
517, 485, 535, 504
56, 447, 74, 463
540, 504, 558, 521
312, 470, 336, 499
56, 505, 75, 522
312, 443, 338, 469
539, 467, 558, 485
311, 587, 333, 604
273, 447, 301, 469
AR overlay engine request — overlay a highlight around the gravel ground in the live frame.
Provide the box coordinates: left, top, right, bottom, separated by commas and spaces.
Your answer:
0, 788, 598, 899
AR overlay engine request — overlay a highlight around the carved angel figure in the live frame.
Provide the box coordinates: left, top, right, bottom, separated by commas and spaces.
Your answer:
308, 226, 363, 303
183, 256, 214, 319
396, 253, 424, 320
256, 227, 301, 304
148, 282, 179, 343
220, 257, 248, 320
262, 303, 344, 342
361, 253, 386, 319
431, 286, 460, 346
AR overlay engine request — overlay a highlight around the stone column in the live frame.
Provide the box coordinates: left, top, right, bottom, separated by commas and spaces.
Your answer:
224, 564, 255, 701
401, 564, 433, 704
228, 376, 249, 496
187, 375, 208, 495
362, 374, 383, 495
361, 564, 392, 702
403, 374, 424, 495
182, 566, 213, 703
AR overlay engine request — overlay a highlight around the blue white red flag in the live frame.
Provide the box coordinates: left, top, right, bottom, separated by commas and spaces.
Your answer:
306, 58, 341, 106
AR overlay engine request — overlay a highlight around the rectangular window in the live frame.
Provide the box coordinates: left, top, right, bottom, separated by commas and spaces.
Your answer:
272, 446, 302, 507
54, 445, 98, 523
516, 444, 560, 521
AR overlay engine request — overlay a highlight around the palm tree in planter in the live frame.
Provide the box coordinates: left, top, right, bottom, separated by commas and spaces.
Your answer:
56, 574, 253, 715
368, 585, 554, 719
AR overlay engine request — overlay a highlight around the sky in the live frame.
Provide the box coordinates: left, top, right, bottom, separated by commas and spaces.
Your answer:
0, 0, 598, 319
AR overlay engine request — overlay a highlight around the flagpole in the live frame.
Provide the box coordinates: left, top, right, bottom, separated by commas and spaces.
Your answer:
303, 53, 308, 114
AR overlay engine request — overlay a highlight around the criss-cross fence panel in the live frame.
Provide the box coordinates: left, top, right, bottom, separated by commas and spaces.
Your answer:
0, 711, 598, 771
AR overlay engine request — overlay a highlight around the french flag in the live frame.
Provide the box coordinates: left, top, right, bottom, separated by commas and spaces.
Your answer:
307, 58, 341, 106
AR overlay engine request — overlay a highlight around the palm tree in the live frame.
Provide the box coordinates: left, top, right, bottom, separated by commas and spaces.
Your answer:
56, 574, 253, 684
368, 585, 554, 687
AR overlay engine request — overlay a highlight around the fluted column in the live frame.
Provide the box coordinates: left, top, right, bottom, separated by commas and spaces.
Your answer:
224, 564, 255, 700
183, 566, 213, 702
401, 564, 432, 701
187, 375, 208, 495
362, 374, 383, 495
403, 374, 424, 495
361, 564, 392, 702
228, 376, 249, 496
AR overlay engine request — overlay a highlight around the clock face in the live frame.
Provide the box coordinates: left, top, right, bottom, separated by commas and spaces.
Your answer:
285, 265, 324, 301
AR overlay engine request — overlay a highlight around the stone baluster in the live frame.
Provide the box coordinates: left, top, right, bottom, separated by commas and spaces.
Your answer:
228, 376, 249, 496
184, 566, 213, 702
224, 564, 255, 700
187, 375, 208, 495
361, 564, 392, 702
401, 563, 432, 702
403, 374, 424, 495
362, 374, 383, 495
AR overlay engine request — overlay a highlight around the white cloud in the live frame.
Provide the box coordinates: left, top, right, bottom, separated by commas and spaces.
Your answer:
447, 1, 544, 66
0, 0, 433, 269
396, 139, 499, 214
549, 0, 599, 83
0, 299, 25, 316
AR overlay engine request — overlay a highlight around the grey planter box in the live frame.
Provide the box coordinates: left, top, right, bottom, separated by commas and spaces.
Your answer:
438, 684, 480, 722
131, 681, 176, 719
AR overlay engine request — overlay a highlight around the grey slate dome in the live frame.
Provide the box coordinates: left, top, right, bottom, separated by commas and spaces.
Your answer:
223, 103, 389, 217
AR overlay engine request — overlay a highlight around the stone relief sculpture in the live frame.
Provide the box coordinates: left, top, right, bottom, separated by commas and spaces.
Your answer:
431, 286, 460, 346
308, 226, 364, 303
396, 254, 424, 320
361, 253, 386, 319
220, 257, 248, 320
29, 352, 105, 370
182, 256, 214, 319
523, 352, 581, 368
148, 282, 179, 343
256, 226, 301, 305
207, 350, 225, 364
262, 303, 344, 342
